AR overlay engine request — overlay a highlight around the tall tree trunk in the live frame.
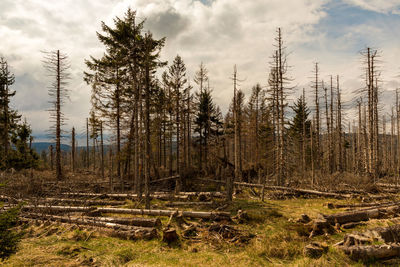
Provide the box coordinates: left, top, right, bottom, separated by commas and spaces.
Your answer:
144, 37, 151, 209
337, 75, 343, 172
55, 50, 62, 180
100, 121, 104, 179
71, 127, 75, 172
86, 118, 89, 169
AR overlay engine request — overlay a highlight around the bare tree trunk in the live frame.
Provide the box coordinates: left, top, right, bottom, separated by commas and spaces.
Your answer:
55, 50, 62, 180
108, 147, 113, 191
324, 81, 331, 173
337, 75, 343, 172
310, 119, 315, 185
397, 89, 400, 185
144, 37, 151, 209
100, 121, 104, 179
116, 68, 122, 189
302, 89, 306, 176
175, 82, 181, 192
314, 63, 320, 171
71, 127, 75, 172
86, 118, 89, 169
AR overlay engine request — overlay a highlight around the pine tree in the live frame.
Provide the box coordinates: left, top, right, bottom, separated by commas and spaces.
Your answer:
0, 58, 20, 167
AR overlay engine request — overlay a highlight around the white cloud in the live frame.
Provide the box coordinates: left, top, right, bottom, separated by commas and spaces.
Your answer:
342, 0, 400, 14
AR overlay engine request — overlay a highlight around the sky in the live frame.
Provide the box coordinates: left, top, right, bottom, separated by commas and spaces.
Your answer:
1, 0, 400, 142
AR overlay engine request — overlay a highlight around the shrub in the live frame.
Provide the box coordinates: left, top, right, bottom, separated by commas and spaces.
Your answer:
0, 206, 21, 260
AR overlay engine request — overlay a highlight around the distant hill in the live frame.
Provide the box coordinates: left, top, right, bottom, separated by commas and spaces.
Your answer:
32, 142, 112, 154
31, 142, 71, 153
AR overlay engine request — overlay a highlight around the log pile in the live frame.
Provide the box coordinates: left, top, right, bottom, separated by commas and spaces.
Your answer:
21, 213, 158, 240
21, 205, 231, 220
338, 224, 400, 260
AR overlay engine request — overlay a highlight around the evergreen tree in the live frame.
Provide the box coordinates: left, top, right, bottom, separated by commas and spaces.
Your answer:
8, 120, 39, 170
0, 58, 18, 165
289, 95, 311, 140
194, 87, 222, 170
0, 58, 37, 170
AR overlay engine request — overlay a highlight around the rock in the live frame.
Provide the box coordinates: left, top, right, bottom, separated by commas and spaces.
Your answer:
304, 242, 329, 258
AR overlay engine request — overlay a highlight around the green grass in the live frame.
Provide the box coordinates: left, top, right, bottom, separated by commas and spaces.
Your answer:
3, 195, 398, 266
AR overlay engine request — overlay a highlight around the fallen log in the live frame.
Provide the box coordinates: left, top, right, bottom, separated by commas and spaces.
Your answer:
61, 192, 189, 200
376, 183, 400, 188
165, 201, 214, 207
22, 205, 95, 213
341, 244, 400, 260
39, 198, 125, 206
98, 207, 231, 220
84, 216, 161, 228
323, 205, 400, 225
327, 201, 398, 210
21, 205, 231, 220
21, 213, 157, 240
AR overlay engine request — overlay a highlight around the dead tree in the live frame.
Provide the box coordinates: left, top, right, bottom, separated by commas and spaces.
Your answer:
86, 117, 89, 169
71, 127, 75, 172
44, 50, 70, 180
312, 63, 321, 170
269, 28, 291, 185
100, 121, 104, 179
336, 75, 343, 172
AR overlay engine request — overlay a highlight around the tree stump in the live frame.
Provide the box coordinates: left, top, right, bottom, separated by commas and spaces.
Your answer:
162, 228, 178, 244
304, 242, 328, 258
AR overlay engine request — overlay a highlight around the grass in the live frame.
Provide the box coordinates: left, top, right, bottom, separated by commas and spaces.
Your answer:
3, 195, 398, 266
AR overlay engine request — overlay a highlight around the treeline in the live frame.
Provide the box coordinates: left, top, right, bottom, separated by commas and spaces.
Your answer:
2, 8, 400, 201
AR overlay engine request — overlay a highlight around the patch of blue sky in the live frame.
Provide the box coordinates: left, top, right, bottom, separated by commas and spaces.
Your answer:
314, 1, 400, 51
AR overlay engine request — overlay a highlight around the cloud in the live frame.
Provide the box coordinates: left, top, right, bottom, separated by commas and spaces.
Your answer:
342, 0, 400, 14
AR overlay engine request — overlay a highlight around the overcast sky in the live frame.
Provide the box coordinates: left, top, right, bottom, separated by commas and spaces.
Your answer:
1, 0, 400, 142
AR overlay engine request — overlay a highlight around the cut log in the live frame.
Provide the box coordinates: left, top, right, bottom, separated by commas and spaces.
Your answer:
39, 198, 125, 206
98, 207, 231, 220
341, 244, 400, 261
22, 205, 95, 213
61, 192, 189, 201
323, 209, 381, 225
376, 183, 400, 188
327, 201, 398, 210
323, 205, 400, 225
19, 204, 231, 220
84, 216, 161, 228
21, 213, 157, 239
165, 201, 213, 207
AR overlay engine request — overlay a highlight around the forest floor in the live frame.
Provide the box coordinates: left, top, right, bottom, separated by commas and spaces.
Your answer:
4, 189, 397, 267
